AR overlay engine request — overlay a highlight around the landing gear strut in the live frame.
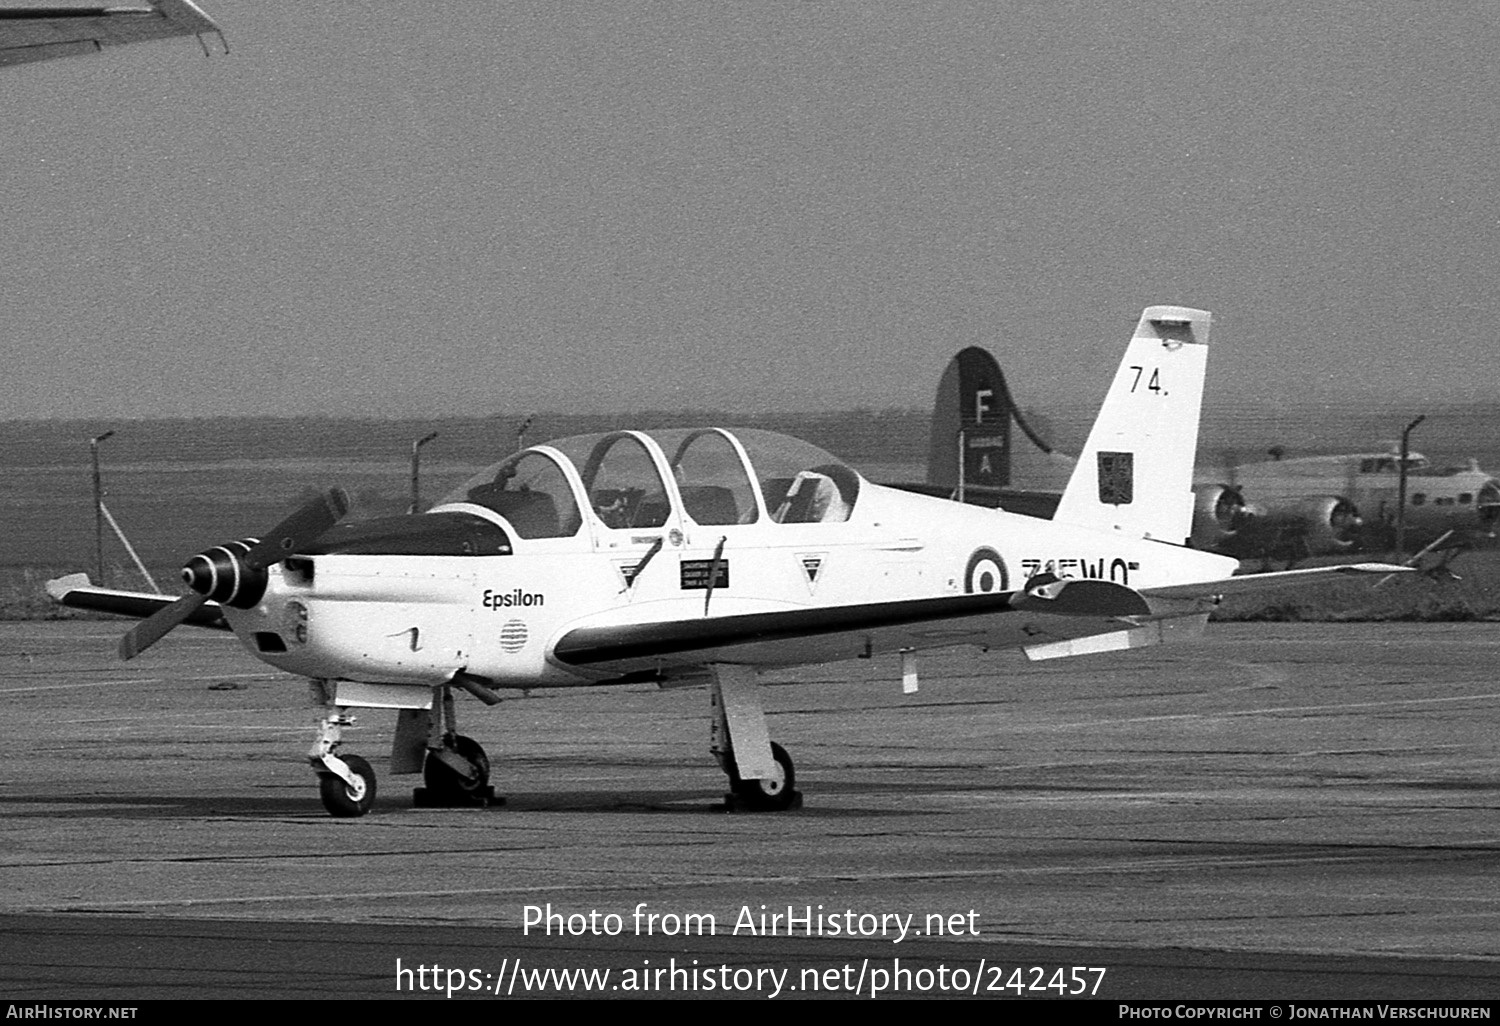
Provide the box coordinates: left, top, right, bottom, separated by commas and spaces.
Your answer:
309, 682, 376, 817
417, 733, 494, 807
710, 664, 802, 811
412, 683, 498, 808
307, 678, 498, 816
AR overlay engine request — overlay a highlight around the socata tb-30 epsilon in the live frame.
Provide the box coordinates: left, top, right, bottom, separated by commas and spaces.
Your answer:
48, 306, 1409, 816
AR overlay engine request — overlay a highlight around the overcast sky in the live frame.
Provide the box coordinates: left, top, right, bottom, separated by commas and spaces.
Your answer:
3, 1, 1498, 420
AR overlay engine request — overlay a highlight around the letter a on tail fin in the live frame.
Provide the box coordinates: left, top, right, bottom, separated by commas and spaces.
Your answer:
1052, 306, 1211, 544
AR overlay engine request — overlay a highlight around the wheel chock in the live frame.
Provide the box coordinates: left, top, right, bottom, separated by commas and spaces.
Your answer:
411, 785, 502, 808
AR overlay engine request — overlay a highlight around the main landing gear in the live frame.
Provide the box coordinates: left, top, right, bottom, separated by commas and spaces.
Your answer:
710, 664, 801, 812
307, 670, 801, 817
308, 679, 496, 817
728, 741, 797, 811
415, 732, 495, 808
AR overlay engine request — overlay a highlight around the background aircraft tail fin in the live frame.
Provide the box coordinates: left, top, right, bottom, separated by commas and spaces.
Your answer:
925, 346, 1063, 496
1052, 306, 1212, 543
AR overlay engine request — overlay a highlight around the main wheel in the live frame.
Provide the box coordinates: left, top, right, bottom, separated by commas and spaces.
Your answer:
729, 742, 796, 811
319, 754, 376, 817
423, 734, 490, 798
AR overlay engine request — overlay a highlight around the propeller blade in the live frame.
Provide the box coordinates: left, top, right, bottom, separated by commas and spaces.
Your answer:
119, 592, 210, 661
118, 487, 349, 661
243, 487, 350, 571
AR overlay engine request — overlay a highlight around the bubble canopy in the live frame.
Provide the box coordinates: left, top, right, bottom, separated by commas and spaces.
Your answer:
436, 428, 862, 538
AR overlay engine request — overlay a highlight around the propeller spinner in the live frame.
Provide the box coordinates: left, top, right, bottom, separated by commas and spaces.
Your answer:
119, 488, 350, 661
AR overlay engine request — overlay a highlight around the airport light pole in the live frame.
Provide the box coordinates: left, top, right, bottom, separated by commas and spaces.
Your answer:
1395, 414, 1425, 556
409, 432, 439, 514
90, 430, 115, 586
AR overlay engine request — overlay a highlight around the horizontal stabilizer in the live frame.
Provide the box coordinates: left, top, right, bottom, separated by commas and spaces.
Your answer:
45, 573, 229, 630
1141, 562, 1414, 601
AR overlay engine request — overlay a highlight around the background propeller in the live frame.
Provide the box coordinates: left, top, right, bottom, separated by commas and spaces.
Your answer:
119, 487, 349, 661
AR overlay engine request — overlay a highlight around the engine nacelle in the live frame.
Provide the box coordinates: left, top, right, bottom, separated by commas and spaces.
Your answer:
1192, 489, 1362, 557
1190, 484, 1250, 550
1267, 495, 1362, 554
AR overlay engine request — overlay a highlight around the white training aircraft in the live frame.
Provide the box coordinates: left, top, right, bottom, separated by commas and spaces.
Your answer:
0, 0, 221, 68
48, 306, 1411, 816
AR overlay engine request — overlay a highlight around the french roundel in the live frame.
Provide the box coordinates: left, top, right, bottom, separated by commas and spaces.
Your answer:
964, 547, 1009, 594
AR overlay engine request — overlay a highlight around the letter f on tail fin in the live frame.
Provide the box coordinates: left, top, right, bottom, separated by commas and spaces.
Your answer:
1052, 306, 1212, 544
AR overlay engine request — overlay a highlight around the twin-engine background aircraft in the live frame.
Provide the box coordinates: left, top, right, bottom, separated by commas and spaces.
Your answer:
0, 0, 222, 68
913, 346, 1500, 566
48, 306, 1412, 817
1192, 449, 1500, 564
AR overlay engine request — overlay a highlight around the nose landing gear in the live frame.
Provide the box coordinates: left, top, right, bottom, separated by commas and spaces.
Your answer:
319, 753, 376, 817
309, 678, 498, 817
309, 696, 377, 818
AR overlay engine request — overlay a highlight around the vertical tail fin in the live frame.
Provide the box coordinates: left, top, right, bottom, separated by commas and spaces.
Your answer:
1052, 306, 1212, 543
926, 346, 1062, 497
926, 347, 1013, 494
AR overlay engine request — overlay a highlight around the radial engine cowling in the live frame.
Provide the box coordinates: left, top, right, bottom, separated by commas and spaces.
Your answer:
1279, 495, 1362, 553
1190, 484, 1251, 549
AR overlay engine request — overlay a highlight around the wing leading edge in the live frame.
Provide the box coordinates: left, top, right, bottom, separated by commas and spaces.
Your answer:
553, 562, 1415, 678
45, 573, 228, 630
0, 1, 222, 67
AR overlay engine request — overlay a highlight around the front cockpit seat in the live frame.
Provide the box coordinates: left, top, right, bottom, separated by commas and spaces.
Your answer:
680, 485, 739, 525
472, 488, 559, 539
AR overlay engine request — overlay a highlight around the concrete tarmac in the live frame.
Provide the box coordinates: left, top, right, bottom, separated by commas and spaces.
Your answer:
1, 620, 1497, 1000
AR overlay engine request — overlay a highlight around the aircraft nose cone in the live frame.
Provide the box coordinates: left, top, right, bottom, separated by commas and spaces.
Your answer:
180, 539, 268, 608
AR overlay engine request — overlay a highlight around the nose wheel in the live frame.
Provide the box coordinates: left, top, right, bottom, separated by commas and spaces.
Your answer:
309, 696, 380, 818
318, 754, 376, 817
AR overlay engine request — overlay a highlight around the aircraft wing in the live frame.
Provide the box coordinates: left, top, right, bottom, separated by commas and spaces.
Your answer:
553, 579, 1155, 677
0, 1, 221, 67
45, 573, 228, 630
1140, 562, 1413, 600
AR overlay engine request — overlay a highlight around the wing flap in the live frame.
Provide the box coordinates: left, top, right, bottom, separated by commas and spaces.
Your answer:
45, 573, 228, 630
1024, 612, 1210, 661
